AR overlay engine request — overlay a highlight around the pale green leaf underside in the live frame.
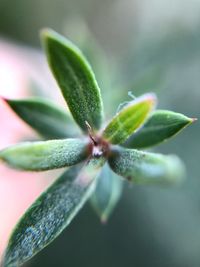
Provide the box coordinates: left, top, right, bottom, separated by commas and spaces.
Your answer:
41, 29, 104, 132
90, 163, 123, 222
123, 110, 194, 148
0, 139, 89, 171
4, 97, 79, 139
102, 94, 156, 145
2, 158, 104, 267
108, 146, 185, 185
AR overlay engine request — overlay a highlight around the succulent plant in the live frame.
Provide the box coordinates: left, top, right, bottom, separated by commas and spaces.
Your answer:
0, 29, 195, 267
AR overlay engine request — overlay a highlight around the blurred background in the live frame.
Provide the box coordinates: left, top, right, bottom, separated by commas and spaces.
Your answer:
0, 0, 200, 266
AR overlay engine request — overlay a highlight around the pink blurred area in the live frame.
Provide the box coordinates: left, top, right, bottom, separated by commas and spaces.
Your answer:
0, 39, 58, 258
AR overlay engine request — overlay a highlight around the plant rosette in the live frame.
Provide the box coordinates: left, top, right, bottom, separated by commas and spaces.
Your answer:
0, 29, 196, 267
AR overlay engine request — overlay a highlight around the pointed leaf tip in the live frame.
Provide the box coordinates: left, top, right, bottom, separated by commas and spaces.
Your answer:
5, 97, 79, 139
102, 93, 157, 144
0, 96, 10, 105
41, 28, 104, 132
1, 96, 7, 101
191, 117, 198, 122
123, 110, 195, 149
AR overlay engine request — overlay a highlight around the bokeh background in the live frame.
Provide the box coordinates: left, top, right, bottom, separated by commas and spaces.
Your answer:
0, 0, 200, 266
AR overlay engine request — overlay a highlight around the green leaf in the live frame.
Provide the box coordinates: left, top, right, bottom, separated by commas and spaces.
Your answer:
123, 110, 195, 148
102, 94, 156, 144
41, 29, 104, 132
108, 146, 185, 185
2, 158, 104, 267
3, 97, 79, 139
0, 139, 89, 171
90, 163, 123, 222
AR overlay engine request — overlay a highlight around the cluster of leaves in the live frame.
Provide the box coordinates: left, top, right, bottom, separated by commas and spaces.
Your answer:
0, 29, 195, 267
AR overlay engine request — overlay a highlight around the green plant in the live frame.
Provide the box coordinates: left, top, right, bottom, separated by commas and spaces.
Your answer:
0, 29, 195, 267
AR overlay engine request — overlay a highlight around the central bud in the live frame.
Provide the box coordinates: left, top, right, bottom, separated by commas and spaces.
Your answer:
91, 136, 110, 158
85, 121, 109, 158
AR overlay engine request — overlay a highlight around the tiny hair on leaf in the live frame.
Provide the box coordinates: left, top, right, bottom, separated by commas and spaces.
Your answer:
102, 93, 157, 145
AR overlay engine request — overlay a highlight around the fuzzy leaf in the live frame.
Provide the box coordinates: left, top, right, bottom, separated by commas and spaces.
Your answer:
2, 158, 104, 267
108, 146, 185, 185
0, 139, 89, 171
3, 97, 79, 139
123, 110, 195, 148
41, 29, 104, 132
90, 163, 123, 222
102, 94, 156, 144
